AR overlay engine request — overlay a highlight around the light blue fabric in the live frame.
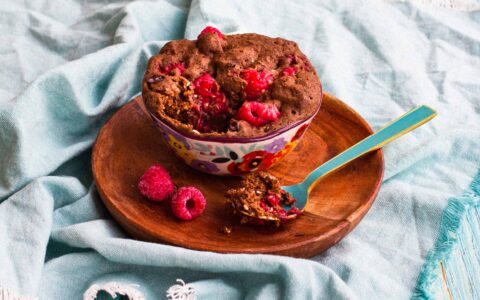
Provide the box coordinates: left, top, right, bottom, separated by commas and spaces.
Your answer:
0, 0, 479, 299
413, 171, 480, 299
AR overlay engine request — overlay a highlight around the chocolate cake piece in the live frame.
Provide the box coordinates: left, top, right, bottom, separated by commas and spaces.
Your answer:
225, 171, 301, 226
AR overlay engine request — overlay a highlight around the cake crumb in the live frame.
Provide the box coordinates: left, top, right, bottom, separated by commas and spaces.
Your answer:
225, 171, 301, 227
220, 225, 233, 235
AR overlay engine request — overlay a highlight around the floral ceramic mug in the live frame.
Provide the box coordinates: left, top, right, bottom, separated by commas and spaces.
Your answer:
148, 109, 319, 176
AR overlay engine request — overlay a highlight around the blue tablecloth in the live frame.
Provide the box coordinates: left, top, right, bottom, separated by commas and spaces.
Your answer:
0, 1, 479, 299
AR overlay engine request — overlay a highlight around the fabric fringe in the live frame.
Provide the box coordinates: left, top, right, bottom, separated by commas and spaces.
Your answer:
166, 279, 195, 300
0, 288, 37, 300
412, 172, 480, 299
387, 0, 480, 11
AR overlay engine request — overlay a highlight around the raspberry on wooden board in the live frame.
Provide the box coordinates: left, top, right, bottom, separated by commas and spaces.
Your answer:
138, 164, 175, 202
171, 187, 207, 221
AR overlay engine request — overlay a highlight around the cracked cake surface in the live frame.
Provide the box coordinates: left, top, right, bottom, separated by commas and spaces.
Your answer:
142, 28, 322, 138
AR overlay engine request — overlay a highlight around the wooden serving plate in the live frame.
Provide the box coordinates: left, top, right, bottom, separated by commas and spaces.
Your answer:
92, 93, 384, 258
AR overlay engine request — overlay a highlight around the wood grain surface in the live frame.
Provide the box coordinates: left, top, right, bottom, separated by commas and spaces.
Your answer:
92, 93, 384, 258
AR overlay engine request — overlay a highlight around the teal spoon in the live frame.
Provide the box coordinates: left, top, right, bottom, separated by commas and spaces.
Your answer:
240, 105, 437, 221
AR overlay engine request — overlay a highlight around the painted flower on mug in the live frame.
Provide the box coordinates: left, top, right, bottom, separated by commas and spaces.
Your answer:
167, 134, 190, 153
163, 124, 191, 149
270, 141, 299, 164
190, 159, 220, 173
167, 134, 194, 162
290, 123, 309, 142
264, 137, 288, 154
175, 148, 195, 163
152, 114, 191, 150
227, 151, 274, 175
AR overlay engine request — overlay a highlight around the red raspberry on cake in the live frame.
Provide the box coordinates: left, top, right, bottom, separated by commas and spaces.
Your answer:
198, 26, 225, 40
192, 73, 231, 132
241, 69, 274, 99
237, 101, 280, 127
171, 186, 207, 220
266, 194, 281, 206
193, 73, 218, 97
159, 62, 185, 76
281, 66, 296, 76
138, 164, 175, 202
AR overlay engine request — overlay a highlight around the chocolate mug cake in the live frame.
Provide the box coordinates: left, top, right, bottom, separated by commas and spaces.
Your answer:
142, 27, 322, 138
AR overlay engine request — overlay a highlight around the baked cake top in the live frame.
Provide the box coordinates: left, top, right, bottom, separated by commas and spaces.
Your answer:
142, 27, 322, 138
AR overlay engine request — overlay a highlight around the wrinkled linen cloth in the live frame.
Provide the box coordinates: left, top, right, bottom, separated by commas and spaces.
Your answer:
0, 0, 479, 299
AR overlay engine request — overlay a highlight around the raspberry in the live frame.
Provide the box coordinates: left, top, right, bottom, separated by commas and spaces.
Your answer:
259, 201, 272, 212
192, 74, 230, 133
237, 101, 281, 127
205, 92, 229, 115
138, 164, 175, 202
193, 73, 218, 97
171, 187, 207, 220
287, 207, 302, 216
266, 194, 281, 206
159, 62, 185, 75
277, 209, 287, 221
285, 54, 310, 72
241, 69, 274, 99
193, 94, 230, 132
281, 66, 296, 76
198, 26, 225, 40
287, 55, 297, 65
